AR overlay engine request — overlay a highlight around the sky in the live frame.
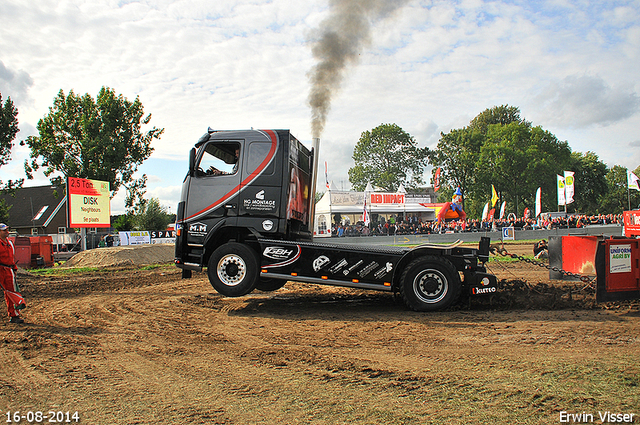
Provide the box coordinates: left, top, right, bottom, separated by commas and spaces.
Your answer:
1, 0, 639, 214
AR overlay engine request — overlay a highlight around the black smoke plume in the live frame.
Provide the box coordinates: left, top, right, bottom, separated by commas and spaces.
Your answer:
307, 0, 409, 138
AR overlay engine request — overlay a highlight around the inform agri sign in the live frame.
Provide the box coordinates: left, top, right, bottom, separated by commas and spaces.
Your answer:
67, 177, 111, 228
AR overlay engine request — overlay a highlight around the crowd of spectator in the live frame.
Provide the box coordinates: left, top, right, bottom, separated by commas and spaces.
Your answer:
330, 213, 623, 237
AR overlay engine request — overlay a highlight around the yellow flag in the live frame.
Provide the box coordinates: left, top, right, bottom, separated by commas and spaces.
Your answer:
491, 185, 498, 207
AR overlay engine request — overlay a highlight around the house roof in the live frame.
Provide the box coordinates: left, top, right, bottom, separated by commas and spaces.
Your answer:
0, 185, 66, 228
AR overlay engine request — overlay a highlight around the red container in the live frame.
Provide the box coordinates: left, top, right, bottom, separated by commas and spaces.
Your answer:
596, 238, 640, 302
10, 237, 32, 268
29, 236, 54, 268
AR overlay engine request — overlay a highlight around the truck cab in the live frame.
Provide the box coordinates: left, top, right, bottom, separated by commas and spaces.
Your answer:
175, 129, 313, 276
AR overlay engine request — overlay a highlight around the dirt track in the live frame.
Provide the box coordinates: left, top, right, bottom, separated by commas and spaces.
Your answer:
0, 243, 638, 424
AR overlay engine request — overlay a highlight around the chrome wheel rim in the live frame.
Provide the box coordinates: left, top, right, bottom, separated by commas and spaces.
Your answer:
413, 269, 448, 304
217, 254, 246, 286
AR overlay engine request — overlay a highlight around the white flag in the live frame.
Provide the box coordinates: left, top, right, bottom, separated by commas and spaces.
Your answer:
628, 170, 640, 191
535, 187, 542, 217
557, 175, 566, 206
363, 195, 370, 226
564, 171, 575, 204
324, 161, 330, 190
481, 202, 489, 221
499, 201, 506, 219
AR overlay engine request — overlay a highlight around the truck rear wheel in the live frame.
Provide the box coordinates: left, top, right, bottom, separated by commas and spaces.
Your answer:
207, 243, 258, 297
399, 256, 460, 312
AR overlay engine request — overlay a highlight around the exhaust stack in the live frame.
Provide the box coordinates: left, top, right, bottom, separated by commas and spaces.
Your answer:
308, 137, 321, 238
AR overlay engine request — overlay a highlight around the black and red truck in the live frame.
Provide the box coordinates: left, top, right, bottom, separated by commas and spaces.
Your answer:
174, 129, 497, 311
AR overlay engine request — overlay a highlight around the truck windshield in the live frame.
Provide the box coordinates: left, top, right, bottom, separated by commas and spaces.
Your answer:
197, 142, 240, 177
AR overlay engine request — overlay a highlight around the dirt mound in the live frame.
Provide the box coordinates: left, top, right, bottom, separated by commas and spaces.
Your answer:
63, 243, 175, 268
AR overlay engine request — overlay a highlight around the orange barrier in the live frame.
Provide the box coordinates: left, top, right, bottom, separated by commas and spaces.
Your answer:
548, 235, 599, 280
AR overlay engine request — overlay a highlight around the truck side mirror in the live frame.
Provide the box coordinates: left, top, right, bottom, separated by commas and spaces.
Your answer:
188, 147, 196, 177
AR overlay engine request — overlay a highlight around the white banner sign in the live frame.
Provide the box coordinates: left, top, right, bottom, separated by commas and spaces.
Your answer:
557, 175, 565, 206
609, 244, 632, 274
118, 231, 151, 245
150, 230, 176, 244
564, 171, 575, 204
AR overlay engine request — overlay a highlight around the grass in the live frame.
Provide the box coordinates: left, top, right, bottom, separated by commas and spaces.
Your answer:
488, 253, 537, 263
139, 263, 174, 271
28, 262, 173, 276
29, 266, 102, 276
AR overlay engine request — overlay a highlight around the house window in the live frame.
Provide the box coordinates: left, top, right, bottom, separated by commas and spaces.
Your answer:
58, 227, 66, 234
31, 228, 38, 235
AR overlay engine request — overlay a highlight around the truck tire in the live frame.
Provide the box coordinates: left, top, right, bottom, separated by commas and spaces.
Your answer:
255, 278, 286, 292
399, 256, 461, 312
207, 243, 258, 297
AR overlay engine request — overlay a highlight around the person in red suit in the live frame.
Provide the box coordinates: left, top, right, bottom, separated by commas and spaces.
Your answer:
0, 223, 25, 324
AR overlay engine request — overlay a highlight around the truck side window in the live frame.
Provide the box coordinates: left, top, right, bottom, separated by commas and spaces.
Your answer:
247, 141, 275, 175
197, 142, 240, 177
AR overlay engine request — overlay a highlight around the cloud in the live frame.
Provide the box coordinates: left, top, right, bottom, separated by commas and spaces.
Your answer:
0, 61, 34, 106
533, 75, 640, 128
2, 0, 640, 206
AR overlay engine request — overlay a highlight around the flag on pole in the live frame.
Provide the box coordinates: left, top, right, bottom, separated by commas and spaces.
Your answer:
324, 161, 330, 190
481, 202, 489, 221
434, 167, 441, 192
363, 183, 371, 226
499, 201, 506, 219
535, 187, 542, 217
557, 175, 566, 206
491, 184, 498, 207
363, 195, 370, 226
564, 171, 575, 204
628, 170, 640, 191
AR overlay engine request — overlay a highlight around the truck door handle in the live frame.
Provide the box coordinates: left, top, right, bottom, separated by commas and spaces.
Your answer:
224, 204, 236, 209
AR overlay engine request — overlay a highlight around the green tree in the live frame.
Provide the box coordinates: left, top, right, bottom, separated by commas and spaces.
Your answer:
600, 165, 640, 213
0, 93, 19, 167
430, 127, 483, 212
112, 213, 136, 231
569, 151, 608, 214
134, 198, 171, 231
600, 166, 630, 213
477, 123, 572, 217
522, 126, 572, 214
433, 105, 575, 219
477, 122, 531, 217
0, 92, 23, 223
348, 123, 428, 191
469, 104, 526, 134
21, 87, 164, 209
432, 105, 526, 216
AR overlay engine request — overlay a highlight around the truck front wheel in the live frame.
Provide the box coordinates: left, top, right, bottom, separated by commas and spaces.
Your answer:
399, 256, 460, 312
207, 243, 258, 297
